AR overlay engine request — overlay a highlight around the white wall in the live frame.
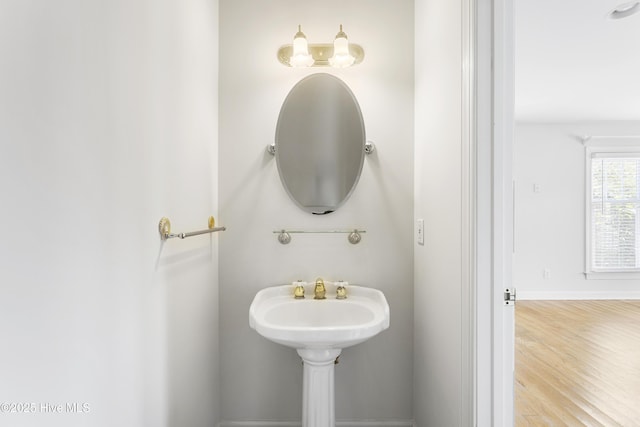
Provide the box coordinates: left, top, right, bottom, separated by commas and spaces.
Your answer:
218, 0, 415, 424
414, 0, 466, 425
0, 1, 220, 426
514, 121, 640, 299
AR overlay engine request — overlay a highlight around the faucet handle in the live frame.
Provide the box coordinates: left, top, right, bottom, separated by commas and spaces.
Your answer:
335, 280, 348, 299
293, 280, 306, 299
314, 278, 326, 300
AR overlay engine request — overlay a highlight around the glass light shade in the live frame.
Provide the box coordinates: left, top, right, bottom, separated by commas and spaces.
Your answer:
328, 26, 355, 68
289, 26, 314, 67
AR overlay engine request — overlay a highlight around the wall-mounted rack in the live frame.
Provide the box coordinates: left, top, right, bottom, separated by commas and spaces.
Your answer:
158, 216, 226, 241
274, 229, 365, 245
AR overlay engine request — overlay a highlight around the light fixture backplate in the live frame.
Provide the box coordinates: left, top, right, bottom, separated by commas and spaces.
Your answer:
277, 43, 364, 67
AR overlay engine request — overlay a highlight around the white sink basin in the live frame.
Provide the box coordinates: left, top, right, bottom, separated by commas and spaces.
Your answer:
249, 283, 390, 427
249, 284, 389, 349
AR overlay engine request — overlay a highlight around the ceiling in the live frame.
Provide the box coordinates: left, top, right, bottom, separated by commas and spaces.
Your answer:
515, 0, 640, 122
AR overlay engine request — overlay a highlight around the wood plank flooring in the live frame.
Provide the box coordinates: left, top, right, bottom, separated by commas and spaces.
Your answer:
515, 300, 640, 427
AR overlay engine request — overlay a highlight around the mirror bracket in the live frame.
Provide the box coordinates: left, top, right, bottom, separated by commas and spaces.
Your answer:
364, 141, 376, 155
267, 143, 276, 155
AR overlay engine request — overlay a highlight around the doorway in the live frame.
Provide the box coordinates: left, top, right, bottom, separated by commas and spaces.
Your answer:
511, 0, 640, 424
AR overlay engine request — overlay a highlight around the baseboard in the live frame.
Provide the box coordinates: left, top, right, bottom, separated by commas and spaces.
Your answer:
518, 290, 640, 300
218, 420, 414, 427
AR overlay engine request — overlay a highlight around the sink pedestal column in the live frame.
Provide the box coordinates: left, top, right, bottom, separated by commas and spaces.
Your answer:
297, 348, 342, 427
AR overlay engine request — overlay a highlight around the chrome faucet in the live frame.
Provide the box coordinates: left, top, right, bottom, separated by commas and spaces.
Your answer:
314, 278, 326, 300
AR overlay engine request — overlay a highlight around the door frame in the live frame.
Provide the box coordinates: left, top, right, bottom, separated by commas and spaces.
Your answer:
474, 0, 515, 425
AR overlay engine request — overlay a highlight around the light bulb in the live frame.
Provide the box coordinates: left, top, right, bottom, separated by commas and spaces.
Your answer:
328, 25, 355, 68
289, 25, 314, 67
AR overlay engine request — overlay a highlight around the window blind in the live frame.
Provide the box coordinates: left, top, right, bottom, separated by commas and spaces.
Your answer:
590, 155, 640, 271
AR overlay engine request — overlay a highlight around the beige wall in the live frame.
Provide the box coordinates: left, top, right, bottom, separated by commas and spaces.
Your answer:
218, 0, 415, 423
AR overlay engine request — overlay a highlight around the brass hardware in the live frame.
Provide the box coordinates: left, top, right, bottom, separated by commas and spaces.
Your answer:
158, 216, 226, 241
336, 281, 347, 299
277, 43, 364, 67
314, 278, 326, 300
294, 280, 305, 299
159, 217, 172, 240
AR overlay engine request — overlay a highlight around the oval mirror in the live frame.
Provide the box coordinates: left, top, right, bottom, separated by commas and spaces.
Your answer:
275, 73, 366, 215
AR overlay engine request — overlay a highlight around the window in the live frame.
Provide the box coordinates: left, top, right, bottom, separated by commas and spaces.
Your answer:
586, 145, 640, 278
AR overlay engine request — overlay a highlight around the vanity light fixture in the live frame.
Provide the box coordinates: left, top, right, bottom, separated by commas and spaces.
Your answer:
608, 1, 640, 19
277, 24, 364, 68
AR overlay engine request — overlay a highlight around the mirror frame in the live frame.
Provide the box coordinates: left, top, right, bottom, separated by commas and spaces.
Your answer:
275, 73, 366, 215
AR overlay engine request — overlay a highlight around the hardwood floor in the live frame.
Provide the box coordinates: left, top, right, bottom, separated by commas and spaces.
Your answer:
515, 300, 640, 427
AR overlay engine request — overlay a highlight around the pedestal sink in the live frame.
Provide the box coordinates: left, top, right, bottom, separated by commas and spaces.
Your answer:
249, 283, 390, 427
